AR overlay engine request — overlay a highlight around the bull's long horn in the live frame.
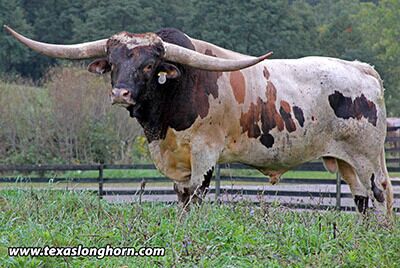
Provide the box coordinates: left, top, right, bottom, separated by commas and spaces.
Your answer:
163, 42, 272, 71
4, 25, 107, 59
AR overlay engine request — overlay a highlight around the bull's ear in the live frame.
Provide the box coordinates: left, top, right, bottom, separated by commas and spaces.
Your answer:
87, 58, 111, 74
159, 63, 180, 79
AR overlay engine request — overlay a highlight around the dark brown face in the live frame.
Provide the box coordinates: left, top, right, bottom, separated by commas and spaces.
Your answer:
87, 36, 180, 118
86, 28, 222, 143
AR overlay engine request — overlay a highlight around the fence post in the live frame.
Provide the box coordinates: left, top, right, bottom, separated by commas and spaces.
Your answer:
215, 164, 221, 201
98, 164, 104, 199
335, 172, 341, 210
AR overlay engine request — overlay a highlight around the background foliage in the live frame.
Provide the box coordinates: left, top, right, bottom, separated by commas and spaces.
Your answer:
0, 68, 143, 164
0, 0, 399, 164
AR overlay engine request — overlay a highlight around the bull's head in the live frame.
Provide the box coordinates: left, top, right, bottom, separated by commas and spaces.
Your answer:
4, 26, 271, 118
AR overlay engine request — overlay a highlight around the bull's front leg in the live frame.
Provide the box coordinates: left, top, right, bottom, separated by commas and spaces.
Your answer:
174, 137, 222, 208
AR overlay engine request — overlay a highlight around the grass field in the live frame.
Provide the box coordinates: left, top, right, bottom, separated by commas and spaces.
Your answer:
0, 189, 399, 267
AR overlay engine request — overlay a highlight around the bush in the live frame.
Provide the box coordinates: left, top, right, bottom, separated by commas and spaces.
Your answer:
0, 67, 145, 164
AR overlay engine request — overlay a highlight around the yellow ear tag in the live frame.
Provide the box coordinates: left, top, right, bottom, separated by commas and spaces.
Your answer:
158, 72, 167, 84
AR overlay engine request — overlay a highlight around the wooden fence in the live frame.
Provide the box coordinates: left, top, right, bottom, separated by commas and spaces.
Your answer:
0, 162, 399, 212
0, 126, 400, 212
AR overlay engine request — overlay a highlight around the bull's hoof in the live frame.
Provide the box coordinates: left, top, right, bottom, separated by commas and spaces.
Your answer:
173, 184, 191, 206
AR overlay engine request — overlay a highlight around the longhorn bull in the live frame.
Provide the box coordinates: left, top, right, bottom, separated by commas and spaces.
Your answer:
4, 25, 393, 216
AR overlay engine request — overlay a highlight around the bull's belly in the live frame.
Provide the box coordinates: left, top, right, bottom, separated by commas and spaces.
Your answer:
219, 133, 322, 171
219, 115, 385, 173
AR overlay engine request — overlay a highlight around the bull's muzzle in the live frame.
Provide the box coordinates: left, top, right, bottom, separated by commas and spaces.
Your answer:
110, 88, 135, 106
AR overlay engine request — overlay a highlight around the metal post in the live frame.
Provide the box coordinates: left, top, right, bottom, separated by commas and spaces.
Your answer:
98, 164, 104, 199
335, 172, 341, 210
215, 164, 221, 201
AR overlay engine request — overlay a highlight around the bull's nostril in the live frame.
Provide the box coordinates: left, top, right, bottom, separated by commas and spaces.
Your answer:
122, 91, 130, 97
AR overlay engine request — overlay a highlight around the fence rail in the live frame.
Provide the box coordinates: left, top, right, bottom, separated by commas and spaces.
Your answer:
1, 162, 400, 173
1, 161, 400, 212
1, 174, 400, 186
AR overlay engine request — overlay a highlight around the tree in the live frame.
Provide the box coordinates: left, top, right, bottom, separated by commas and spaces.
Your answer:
17, 0, 86, 80
187, 0, 317, 58
355, 0, 400, 116
0, 0, 32, 78
313, 0, 365, 59
72, 0, 162, 42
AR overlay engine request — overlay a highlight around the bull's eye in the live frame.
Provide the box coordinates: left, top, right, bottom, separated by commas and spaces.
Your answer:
143, 64, 153, 73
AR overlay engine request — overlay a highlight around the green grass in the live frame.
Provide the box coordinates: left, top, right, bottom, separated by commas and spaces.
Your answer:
0, 189, 399, 267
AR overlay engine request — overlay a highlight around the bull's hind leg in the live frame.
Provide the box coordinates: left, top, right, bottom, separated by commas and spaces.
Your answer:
352, 154, 393, 217
375, 148, 394, 217
337, 153, 393, 217
336, 159, 370, 214
383, 177, 394, 216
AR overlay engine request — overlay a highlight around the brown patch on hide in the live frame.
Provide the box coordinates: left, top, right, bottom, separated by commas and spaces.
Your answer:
159, 128, 191, 181
230, 70, 246, 104
263, 82, 285, 132
192, 49, 222, 118
160, 128, 178, 153
263, 66, 270, 80
328, 91, 377, 126
293, 106, 305, 127
240, 99, 262, 138
280, 100, 291, 113
279, 100, 296, 133
240, 79, 305, 148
